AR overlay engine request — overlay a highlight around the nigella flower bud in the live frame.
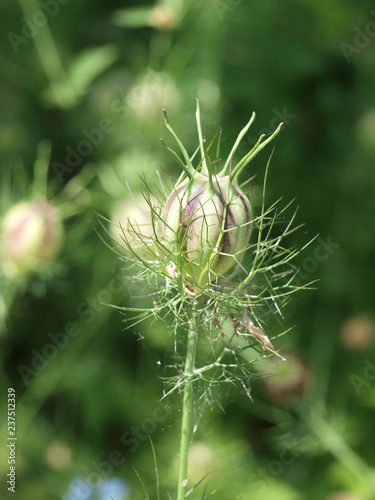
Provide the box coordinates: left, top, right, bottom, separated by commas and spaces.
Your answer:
157, 100, 283, 292
159, 173, 252, 288
1, 199, 63, 276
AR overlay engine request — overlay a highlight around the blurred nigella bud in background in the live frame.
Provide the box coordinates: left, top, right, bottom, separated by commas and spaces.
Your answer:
45, 440, 72, 471
260, 351, 311, 405
186, 442, 216, 484
339, 314, 375, 351
127, 70, 180, 124
1, 199, 64, 276
110, 194, 159, 260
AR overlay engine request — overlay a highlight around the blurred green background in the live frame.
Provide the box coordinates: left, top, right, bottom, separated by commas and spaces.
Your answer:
1, 0, 375, 499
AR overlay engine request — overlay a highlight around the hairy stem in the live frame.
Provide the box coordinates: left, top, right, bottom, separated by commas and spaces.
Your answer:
177, 307, 198, 500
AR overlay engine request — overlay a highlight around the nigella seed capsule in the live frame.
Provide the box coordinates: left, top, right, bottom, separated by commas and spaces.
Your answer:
158, 173, 252, 288
157, 100, 283, 292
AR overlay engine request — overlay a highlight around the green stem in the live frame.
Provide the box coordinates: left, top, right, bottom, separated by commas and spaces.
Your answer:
305, 405, 375, 496
177, 307, 198, 500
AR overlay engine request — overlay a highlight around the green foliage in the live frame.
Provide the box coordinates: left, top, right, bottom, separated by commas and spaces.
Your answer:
1, 0, 375, 499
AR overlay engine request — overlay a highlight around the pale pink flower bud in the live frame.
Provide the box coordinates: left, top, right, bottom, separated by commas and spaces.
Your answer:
158, 173, 252, 287
1, 200, 63, 275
